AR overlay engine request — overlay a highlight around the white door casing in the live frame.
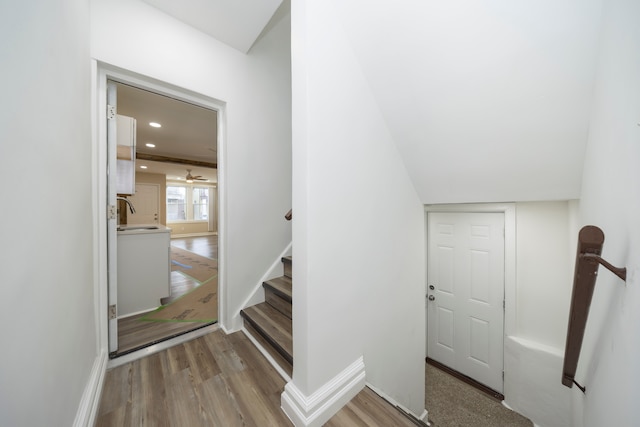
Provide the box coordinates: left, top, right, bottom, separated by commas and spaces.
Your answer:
427, 212, 505, 393
128, 183, 160, 225
107, 81, 118, 353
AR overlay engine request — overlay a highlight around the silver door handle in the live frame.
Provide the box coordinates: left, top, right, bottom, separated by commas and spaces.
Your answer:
428, 295, 435, 301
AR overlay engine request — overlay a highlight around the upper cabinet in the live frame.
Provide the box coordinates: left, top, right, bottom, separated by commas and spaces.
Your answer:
116, 114, 137, 195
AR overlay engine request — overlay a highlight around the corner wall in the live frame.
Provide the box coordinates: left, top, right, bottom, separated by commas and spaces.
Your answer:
289, 0, 426, 421
0, 1, 99, 425
572, 0, 640, 425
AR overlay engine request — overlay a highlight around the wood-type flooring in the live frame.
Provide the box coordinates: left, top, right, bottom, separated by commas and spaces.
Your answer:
115, 235, 218, 356
97, 329, 419, 426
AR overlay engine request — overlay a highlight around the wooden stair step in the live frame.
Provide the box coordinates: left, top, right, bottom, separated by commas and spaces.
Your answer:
264, 276, 292, 302
282, 256, 292, 279
241, 302, 293, 364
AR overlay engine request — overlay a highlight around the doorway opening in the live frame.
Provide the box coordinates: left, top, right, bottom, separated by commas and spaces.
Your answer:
424, 204, 516, 405
100, 70, 224, 358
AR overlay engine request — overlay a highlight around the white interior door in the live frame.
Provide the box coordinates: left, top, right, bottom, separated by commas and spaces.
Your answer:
427, 212, 505, 392
127, 183, 160, 224
107, 81, 118, 354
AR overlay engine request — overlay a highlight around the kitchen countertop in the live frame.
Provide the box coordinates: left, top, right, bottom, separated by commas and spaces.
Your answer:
116, 224, 171, 235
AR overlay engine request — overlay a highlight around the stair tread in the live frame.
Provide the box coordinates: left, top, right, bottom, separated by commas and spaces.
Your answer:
241, 303, 292, 363
264, 276, 292, 301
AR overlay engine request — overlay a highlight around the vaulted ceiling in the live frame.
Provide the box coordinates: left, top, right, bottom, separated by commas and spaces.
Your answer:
335, 0, 604, 203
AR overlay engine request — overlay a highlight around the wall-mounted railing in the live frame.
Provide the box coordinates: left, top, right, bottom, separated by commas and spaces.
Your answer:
562, 225, 627, 392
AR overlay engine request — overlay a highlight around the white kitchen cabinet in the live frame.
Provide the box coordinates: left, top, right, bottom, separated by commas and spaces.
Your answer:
116, 114, 136, 195
117, 226, 171, 317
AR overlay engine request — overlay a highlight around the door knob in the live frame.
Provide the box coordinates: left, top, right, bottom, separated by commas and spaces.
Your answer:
429, 285, 435, 290
428, 295, 435, 301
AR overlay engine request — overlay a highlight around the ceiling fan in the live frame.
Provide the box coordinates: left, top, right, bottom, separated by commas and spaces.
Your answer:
185, 169, 207, 182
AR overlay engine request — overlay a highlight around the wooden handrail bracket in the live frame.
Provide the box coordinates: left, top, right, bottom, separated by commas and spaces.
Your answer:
562, 225, 627, 392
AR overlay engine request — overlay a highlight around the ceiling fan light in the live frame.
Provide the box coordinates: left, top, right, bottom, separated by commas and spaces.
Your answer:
186, 179, 193, 183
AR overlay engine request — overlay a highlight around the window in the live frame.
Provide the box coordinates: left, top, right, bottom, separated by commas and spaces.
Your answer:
167, 186, 186, 221
167, 184, 211, 221
193, 187, 209, 220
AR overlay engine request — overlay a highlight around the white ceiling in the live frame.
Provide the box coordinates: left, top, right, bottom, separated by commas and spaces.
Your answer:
141, 0, 283, 53
115, 82, 218, 183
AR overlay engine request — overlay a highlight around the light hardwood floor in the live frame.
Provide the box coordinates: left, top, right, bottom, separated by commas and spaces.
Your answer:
115, 235, 218, 356
97, 329, 420, 426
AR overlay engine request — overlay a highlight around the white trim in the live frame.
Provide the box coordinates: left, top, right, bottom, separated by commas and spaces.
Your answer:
424, 203, 516, 395
93, 61, 228, 353
365, 382, 428, 425
73, 350, 108, 427
241, 327, 292, 383
107, 323, 220, 369
281, 357, 366, 427
419, 409, 430, 424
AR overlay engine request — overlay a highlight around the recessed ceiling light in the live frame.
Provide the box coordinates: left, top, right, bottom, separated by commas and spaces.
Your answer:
149, 122, 161, 128
140, 165, 148, 169
145, 143, 156, 148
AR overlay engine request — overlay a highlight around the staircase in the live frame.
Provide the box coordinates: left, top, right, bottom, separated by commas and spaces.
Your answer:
241, 256, 293, 376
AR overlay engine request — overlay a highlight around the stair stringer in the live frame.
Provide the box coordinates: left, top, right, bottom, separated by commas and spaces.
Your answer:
281, 356, 366, 427
227, 242, 292, 332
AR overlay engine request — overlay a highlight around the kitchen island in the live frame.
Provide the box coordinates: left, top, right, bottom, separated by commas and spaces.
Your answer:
117, 224, 171, 317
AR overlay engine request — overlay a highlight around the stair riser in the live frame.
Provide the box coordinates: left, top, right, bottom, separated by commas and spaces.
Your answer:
283, 258, 292, 279
266, 289, 292, 319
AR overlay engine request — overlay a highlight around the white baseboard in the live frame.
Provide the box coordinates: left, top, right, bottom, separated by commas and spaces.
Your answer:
366, 382, 429, 425
281, 356, 365, 427
73, 349, 108, 427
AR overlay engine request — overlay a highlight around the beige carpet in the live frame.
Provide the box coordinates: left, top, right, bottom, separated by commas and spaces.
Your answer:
425, 363, 533, 427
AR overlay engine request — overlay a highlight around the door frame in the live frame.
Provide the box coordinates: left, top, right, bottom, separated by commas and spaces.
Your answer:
92, 61, 227, 359
424, 204, 516, 380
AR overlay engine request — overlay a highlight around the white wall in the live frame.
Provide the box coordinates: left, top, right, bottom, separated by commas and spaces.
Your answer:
90, 0, 292, 330
337, 0, 604, 205
290, 0, 426, 419
504, 201, 578, 427
516, 202, 575, 349
0, 0, 98, 425
572, 0, 640, 425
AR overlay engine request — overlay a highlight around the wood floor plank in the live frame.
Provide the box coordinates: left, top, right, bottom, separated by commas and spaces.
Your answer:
98, 329, 421, 427
183, 336, 222, 384
196, 374, 246, 426
224, 369, 292, 426
135, 353, 170, 426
